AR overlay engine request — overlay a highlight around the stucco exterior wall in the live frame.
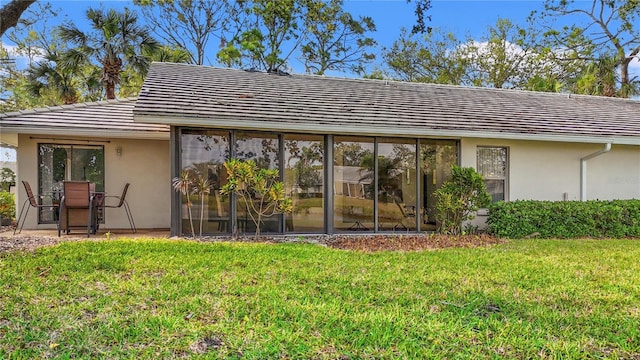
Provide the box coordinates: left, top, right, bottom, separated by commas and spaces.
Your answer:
16, 134, 170, 230
461, 138, 640, 230
461, 138, 640, 201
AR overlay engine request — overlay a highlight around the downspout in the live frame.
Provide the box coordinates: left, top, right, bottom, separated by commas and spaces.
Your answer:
580, 143, 612, 201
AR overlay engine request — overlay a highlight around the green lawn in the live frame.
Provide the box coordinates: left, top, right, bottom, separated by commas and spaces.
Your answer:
1, 239, 639, 359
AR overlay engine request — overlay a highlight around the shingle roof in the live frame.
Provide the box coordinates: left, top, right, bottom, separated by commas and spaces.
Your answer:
0, 98, 169, 139
135, 62, 640, 145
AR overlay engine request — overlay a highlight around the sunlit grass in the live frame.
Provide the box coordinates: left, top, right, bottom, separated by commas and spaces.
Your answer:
1, 238, 639, 358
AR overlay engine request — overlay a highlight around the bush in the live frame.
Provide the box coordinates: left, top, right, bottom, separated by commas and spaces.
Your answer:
0, 191, 16, 220
434, 166, 491, 235
487, 199, 640, 239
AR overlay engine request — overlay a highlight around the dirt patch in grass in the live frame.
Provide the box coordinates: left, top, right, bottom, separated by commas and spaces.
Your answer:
325, 233, 505, 252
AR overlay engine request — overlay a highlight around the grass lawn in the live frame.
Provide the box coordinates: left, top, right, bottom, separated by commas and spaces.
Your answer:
1, 238, 639, 359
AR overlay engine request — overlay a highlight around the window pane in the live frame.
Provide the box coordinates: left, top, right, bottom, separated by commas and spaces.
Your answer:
377, 139, 417, 231
484, 179, 505, 202
180, 130, 230, 235
334, 137, 374, 232
420, 140, 458, 230
477, 147, 507, 178
284, 135, 324, 233
235, 132, 280, 234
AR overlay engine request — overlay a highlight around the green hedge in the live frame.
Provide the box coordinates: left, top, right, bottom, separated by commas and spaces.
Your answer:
487, 200, 640, 239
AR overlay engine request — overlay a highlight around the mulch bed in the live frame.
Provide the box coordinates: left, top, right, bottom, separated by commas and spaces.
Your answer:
1, 225, 505, 254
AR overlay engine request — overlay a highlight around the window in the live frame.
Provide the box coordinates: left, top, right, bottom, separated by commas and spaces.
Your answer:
38, 144, 105, 223
333, 137, 374, 231
284, 134, 324, 233
477, 146, 508, 202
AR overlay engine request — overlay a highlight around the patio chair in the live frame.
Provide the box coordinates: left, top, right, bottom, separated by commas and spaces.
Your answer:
103, 183, 136, 233
58, 181, 97, 237
14, 180, 59, 235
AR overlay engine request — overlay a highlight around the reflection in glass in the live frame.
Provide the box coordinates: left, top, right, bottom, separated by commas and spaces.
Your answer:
377, 139, 417, 231
235, 132, 280, 234
333, 137, 374, 231
38, 144, 104, 223
180, 130, 230, 235
419, 140, 458, 231
284, 135, 324, 232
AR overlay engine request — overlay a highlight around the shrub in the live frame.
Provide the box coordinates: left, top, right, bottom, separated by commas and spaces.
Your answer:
221, 159, 293, 238
434, 166, 491, 235
0, 191, 16, 220
487, 199, 640, 238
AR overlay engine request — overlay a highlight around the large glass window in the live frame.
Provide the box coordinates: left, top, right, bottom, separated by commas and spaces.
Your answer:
38, 144, 104, 223
180, 130, 230, 234
377, 139, 417, 231
235, 132, 280, 234
420, 140, 458, 231
477, 146, 508, 202
284, 134, 324, 233
334, 137, 374, 231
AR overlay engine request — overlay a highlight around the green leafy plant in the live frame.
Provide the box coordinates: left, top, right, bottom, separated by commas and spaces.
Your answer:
172, 169, 196, 238
0, 167, 15, 192
221, 159, 293, 238
487, 199, 640, 239
434, 165, 491, 235
0, 190, 16, 222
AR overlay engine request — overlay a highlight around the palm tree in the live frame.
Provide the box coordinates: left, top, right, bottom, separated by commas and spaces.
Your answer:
58, 7, 160, 99
26, 49, 101, 105
172, 169, 196, 238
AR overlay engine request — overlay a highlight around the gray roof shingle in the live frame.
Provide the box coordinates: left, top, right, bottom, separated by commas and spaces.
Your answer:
135, 62, 640, 145
1, 98, 169, 139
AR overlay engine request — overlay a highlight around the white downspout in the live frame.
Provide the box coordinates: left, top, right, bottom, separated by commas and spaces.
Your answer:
580, 143, 612, 201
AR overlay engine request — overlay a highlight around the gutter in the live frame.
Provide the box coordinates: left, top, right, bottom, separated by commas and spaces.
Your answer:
580, 143, 612, 201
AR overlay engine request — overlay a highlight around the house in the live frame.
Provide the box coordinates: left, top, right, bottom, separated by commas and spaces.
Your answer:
2, 62, 640, 235
0, 98, 170, 230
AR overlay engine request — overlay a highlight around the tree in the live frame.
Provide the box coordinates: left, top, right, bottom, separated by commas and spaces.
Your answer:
463, 19, 536, 89
134, 0, 237, 65
408, 0, 432, 35
301, 0, 376, 75
172, 169, 196, 237
26, 48, 101, 105
220, 159, 292, 238
534, 0, 640, 97
0, 0, 35, 36
218, 0, 305, 72
384, 28, 468, 84
58, 7, 161, 99
0, 167, 16, 192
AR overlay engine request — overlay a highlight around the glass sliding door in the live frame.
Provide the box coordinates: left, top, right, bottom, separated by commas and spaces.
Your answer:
38, 144, 104, 223
419, 140, 458, 231
377, 139, 417, 231
180, 130, 230, 235
235, 132, 280, 234
333, 137, 374, 231
284, 134, 324, 233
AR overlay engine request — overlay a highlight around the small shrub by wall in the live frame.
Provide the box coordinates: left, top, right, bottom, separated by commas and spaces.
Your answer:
0, 191, 16, 223
487, 200, 640, 239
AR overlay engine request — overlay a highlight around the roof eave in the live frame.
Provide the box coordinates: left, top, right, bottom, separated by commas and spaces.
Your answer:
134, 114, 633, 145
1, 126, 169, 140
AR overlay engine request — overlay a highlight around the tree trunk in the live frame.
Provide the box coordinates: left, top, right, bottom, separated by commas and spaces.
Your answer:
0, 0, 35, 36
